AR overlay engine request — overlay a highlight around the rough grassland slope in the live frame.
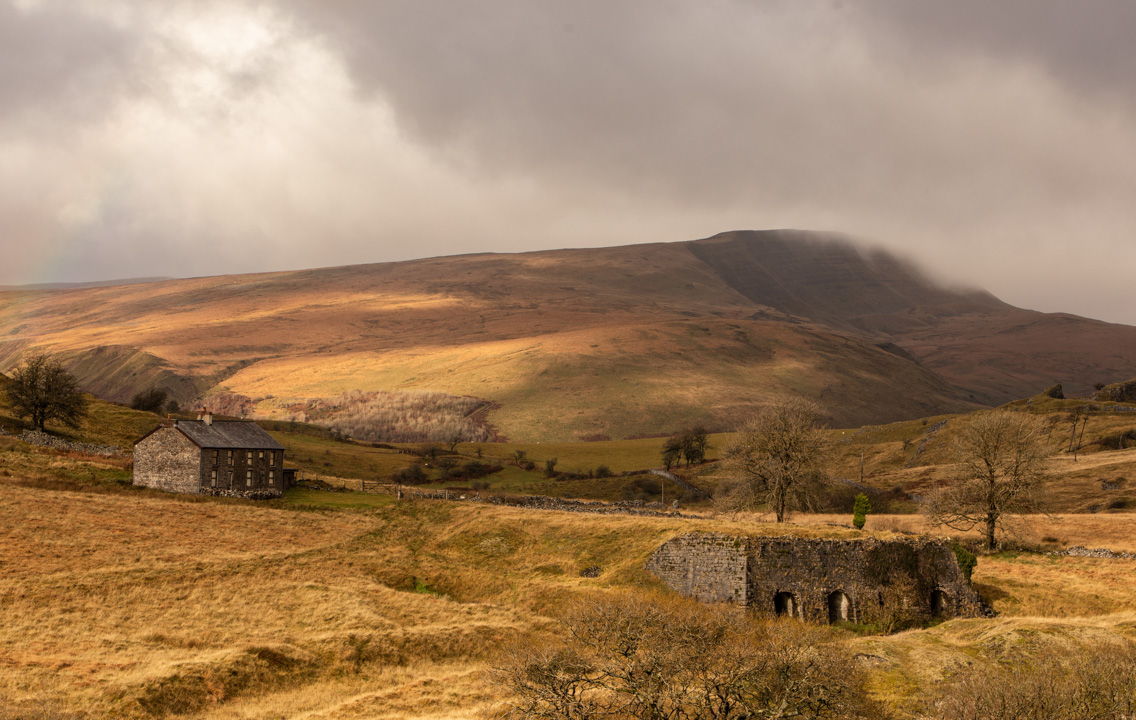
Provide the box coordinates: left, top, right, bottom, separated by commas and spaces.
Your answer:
6, 476, 1136, 718
3, 230, 1136, 439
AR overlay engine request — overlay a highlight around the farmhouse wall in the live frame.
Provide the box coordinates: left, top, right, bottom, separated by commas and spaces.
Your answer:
133, 427, 200, 494
647, 533, 990, 622
200, 447, 283, 494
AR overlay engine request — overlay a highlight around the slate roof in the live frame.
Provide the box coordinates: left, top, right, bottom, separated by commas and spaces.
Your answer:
172, 420, 284, 450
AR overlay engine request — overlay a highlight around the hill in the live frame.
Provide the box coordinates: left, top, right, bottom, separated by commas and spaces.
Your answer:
2, 230, 1135, 440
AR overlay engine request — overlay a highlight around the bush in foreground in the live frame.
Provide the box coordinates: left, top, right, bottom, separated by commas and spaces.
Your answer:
493, 594, 883, 719
936, 640, 1136, 719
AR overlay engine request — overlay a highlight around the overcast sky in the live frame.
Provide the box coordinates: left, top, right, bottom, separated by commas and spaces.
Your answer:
3, 1, 1136, 323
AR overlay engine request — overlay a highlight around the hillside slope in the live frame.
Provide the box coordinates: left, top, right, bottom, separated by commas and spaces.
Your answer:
1, 230, 1133, 440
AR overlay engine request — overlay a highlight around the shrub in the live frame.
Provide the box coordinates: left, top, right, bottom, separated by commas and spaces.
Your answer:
130, 387, 168, 414
543, 458, 558, 478
493, 594, 883, 719
852, 493, 870, 530
859, 574, 926, 634
393, 465, 427, 484
1099, 430, 1136, 450
936, 641, 1136, 719
952, 544, 977, 584
594, 464, 612, 478
621, 476, 663, 502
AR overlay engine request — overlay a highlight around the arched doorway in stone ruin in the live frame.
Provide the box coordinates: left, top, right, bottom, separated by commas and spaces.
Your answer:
827, 590, 851, 624
773, 591, 799, 618
931, 588, 952, 618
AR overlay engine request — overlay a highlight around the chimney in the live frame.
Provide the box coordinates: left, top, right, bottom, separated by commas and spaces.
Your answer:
197, 408, 213, 426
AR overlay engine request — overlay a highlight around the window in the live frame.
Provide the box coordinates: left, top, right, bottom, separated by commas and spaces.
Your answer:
246, 469, 253, 487
259, 451, 264, 460
227, 450, 233, 465
211, 450, 218, 465
269, 452, 276, 467
247, 450, 253, 462
210, 469, 217, 487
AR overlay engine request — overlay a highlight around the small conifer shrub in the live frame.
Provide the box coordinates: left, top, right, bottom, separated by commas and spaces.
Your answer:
852, 493, 871, 530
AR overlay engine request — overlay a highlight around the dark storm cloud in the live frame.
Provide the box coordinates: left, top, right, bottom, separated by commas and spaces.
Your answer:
275, 0, 1135, 210
274, 0, 1136, 321
861, 0, 1136, 100
3, 1, 1136, 324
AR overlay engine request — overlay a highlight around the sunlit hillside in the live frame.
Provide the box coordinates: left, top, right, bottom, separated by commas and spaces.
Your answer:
6, 231, 1136, 442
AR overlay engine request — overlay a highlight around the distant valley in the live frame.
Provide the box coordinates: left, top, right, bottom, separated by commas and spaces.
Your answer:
2, 230, 1135, 442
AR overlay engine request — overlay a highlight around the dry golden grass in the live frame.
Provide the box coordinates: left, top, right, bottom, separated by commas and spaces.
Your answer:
852, 612, 1136, 717
8, 462, 1136, 718
0, 482, 533, 718
793, 511, 1136, 552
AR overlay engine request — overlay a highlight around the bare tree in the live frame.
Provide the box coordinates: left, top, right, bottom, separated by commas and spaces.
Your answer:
1066, 406, 1090, 461
926, 411, 1050, 551
661, 437, 682, 471
4, 354, 89, 432
720, 398, 830, 522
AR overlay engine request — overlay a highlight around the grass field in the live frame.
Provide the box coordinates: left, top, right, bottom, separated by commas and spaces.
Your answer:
6, 389, 1136, 716
6, 474, 1136, 718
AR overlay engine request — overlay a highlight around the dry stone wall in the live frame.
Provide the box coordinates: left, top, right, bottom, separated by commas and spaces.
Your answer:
647, 533, 991, 622
0, 428, 120, 456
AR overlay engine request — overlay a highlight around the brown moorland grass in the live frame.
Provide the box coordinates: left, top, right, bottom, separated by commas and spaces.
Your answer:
8, 471, 1136, 719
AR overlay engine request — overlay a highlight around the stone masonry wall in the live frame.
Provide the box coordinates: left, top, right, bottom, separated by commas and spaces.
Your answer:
647, 533, 990, 622
645, 533, 748, 605
133, 427, 200, 494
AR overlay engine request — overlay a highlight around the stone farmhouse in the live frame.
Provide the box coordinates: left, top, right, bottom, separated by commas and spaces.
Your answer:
133, 411, 285, 499
647, 532, 990, 623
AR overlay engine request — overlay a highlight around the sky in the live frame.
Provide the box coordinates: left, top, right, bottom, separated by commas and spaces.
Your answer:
3, 1, 1136, 323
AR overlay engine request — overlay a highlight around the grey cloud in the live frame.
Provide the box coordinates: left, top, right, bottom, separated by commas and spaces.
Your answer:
860, 1, 1136, 103
0, 2, 139, 128
4, 1, 1136, 325
275, 0, 1136, 207
271, 1, 1136, 323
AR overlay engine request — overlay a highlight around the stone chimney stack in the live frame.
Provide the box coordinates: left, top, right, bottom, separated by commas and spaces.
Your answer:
197, 409, 213, 426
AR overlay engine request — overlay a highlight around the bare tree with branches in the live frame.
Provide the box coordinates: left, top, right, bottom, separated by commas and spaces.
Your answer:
926, 410, 1050, 551
720, 398, 830, 522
